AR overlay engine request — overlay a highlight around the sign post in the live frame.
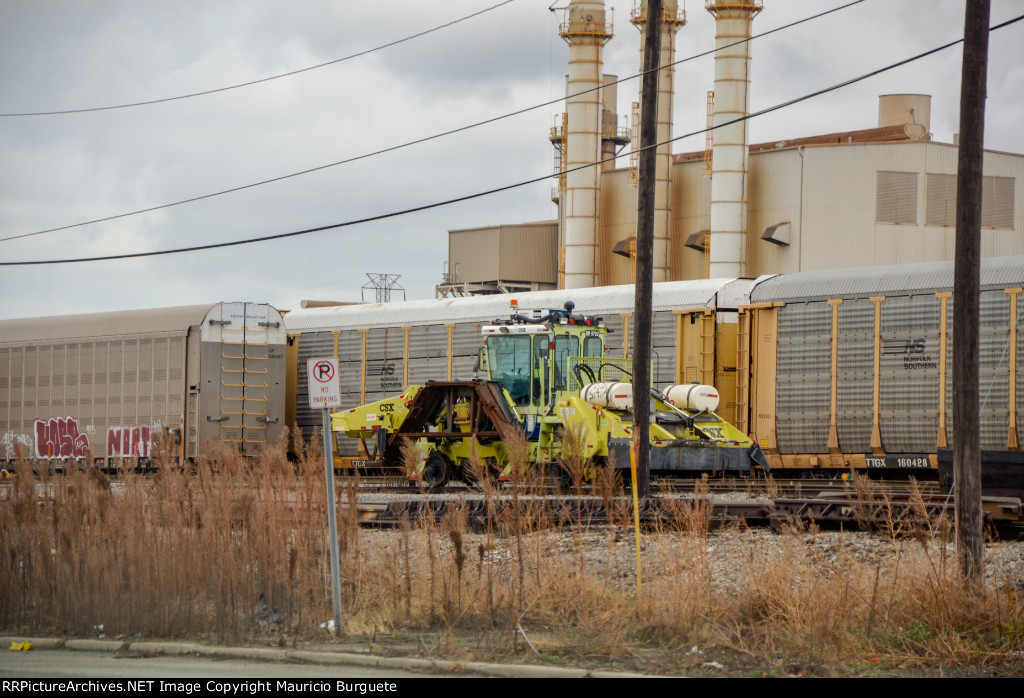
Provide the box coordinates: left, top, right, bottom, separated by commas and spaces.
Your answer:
307, 357, 343, 636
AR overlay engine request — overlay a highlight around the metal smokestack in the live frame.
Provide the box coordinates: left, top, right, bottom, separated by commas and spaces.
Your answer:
560, 0, 611, 289
632, 0, 685, 283
707, 0, 761, 279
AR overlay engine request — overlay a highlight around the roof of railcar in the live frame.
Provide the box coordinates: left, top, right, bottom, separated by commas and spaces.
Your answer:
0, 304, 218, 343
284, 279, 757, 332
749, 256, 1024, 303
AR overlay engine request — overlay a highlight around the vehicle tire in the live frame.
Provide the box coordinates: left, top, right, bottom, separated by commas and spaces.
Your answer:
423, 452, 450, 492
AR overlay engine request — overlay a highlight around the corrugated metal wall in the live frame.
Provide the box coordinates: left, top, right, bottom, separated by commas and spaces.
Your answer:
836, 299, 874, 453
599, 169, 640, 286
652, 311, 677, 389
0, 335, 186, 459
979, 290, 1011, 450
295, 330, 335, 443
669, 160, 710, 282
498, 224, 558, 283
747, 148, 802, 276
448, 223, 558, 285
774, 302, 831, 454
947, 291, 1013, 451
448, 228, 500, 283
879, 295, 940, 453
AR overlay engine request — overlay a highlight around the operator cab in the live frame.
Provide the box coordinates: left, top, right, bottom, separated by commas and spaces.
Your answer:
480, 301, 607, 412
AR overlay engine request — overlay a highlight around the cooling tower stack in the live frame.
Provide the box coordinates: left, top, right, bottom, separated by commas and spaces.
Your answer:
632, 0, 685, 283
561, 0, 612, 289
707, 0, 762, 279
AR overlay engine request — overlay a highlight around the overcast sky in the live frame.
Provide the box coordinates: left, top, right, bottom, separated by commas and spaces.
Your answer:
1, 0, 1021, 320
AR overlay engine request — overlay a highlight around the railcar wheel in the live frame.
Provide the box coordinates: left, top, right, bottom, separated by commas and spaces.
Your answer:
423, 452, 450, 492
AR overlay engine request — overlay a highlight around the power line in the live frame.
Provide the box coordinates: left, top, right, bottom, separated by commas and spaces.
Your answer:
0, 0, 519, 117
7, 13, 1022, 268
0, 0, 865, 244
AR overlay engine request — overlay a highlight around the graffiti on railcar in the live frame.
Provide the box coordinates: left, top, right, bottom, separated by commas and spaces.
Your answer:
107, 426, 153, 458
34, 417, 91, 459
1, 431, 33, 460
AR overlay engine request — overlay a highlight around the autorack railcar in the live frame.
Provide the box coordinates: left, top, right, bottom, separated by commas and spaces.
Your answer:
738, 255, 1024, 478
0, 302, 287, 465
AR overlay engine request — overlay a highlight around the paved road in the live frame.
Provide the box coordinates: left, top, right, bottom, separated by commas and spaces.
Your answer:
0, 637, 650, 679
1, 648, 445, 679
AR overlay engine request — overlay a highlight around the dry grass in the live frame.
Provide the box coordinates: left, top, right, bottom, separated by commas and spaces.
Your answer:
1, 447, 1022, 674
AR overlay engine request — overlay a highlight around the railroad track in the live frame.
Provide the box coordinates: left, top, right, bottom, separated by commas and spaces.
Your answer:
3, 475, 1019, 537
331, 474, 950, 499
347, 488, 1024, 538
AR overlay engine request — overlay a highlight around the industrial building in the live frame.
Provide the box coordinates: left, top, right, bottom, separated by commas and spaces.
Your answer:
440, 0, 1023, 296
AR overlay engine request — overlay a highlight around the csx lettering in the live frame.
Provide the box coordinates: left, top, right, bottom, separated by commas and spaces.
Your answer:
379, 404, 395, 413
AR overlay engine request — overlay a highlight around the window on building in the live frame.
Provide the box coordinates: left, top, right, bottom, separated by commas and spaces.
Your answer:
876, 171, 918, 224
926, 174, 1015, 229
982, 176, 1015, 229
926, 173, 957, 227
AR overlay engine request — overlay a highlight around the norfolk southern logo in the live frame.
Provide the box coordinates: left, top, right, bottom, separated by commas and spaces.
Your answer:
366, 362, 395, 377
368, 362, 401, 391
882, 338, 937, 370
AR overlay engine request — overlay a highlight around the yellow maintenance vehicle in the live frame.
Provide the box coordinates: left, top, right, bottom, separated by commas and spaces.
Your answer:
330, 302, 768, 489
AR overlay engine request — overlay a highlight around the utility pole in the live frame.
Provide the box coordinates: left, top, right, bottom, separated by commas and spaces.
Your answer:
953, 0, 989, 582
633, 0, 663, 499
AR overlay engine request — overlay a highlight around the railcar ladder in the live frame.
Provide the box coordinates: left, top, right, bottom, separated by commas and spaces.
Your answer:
735, 310, 750, 433
218, 305, 272, 455
187, 389, 199, 458
700, 311, 716, 386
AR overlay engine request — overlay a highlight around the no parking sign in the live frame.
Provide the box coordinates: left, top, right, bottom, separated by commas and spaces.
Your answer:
308, 355, 344, 634
307, 357, 341, 409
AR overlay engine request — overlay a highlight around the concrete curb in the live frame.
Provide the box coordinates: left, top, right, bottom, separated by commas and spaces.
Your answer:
0, 636, 659, 678
64, 639, 130, 652
3, 636, 65, 650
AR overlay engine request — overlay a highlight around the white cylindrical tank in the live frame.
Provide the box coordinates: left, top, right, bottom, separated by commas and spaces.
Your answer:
878, 94, 931, 138
581, 381, 634, 410
662, 383, 720, 412
561, 0, 611, 289
632, 0, 685, 283
707, 0, 762, 280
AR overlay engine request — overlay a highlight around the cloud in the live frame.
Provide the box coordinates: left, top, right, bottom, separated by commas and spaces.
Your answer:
0, 0, 1021, 319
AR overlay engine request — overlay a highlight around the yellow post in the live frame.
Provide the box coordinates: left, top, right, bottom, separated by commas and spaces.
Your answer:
869, 297, 886, 455
936, 293, 951, 449
630, 436, 642, 596
358, 329, 368, 404
1007, 289, 1021, 449
827, 299, 843, 458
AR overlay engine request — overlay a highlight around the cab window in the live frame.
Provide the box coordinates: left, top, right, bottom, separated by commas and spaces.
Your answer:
553, 335, 580, 391
487, 335, 532, 405
583, 335, 603, 358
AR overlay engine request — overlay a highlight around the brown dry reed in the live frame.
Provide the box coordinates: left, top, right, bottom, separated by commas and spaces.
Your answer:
1, 446, 1022, 669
